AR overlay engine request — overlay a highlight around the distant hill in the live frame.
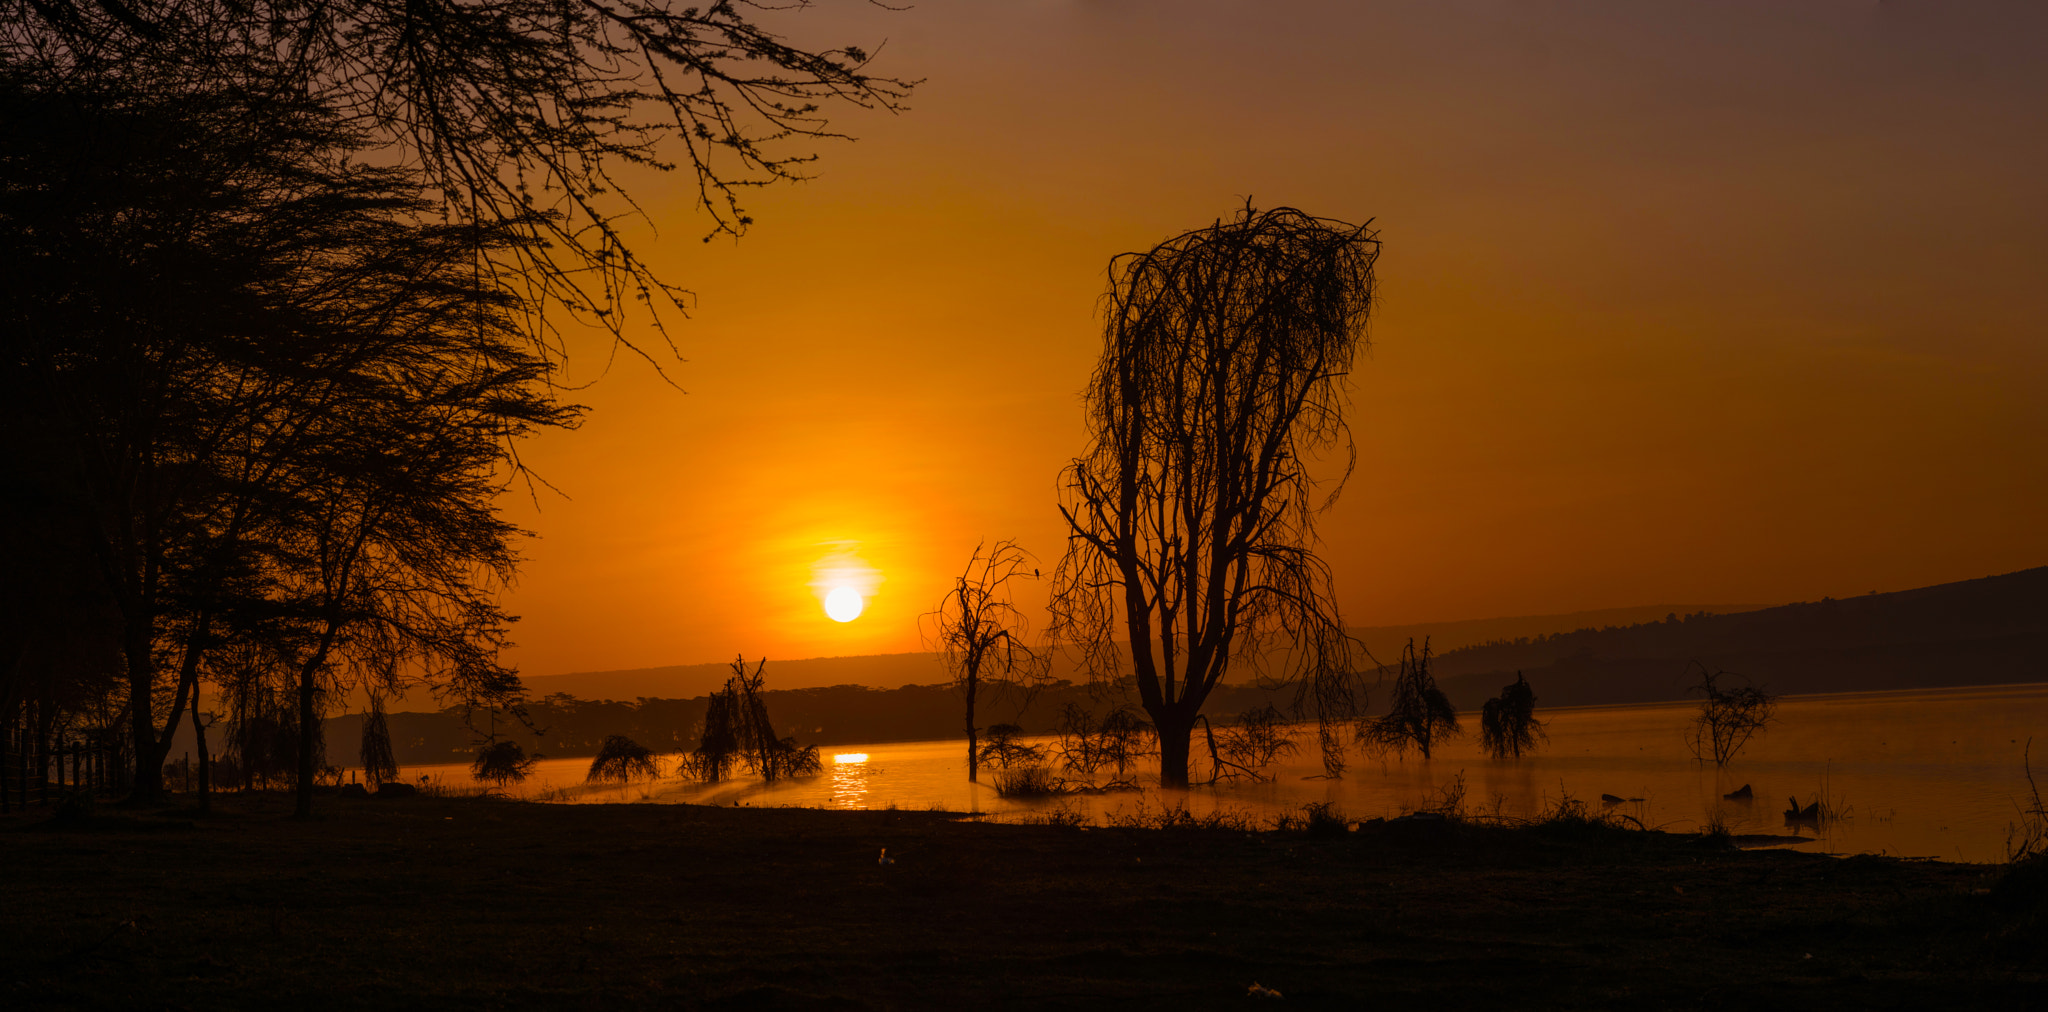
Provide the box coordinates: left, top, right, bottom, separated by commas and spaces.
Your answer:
1429, 567, 2048, 708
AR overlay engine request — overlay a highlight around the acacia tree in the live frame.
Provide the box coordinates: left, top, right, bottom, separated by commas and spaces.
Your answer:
1361, 639, 1460, 760
1051, 205, 1380, 787
922, 540, 1047, 783
6, 0, 916, 363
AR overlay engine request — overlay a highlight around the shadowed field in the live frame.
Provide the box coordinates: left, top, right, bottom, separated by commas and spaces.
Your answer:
2, 794, 2040, 1010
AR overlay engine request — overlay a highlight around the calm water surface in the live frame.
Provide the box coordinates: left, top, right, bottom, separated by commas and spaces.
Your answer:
413, 683, 2048, 863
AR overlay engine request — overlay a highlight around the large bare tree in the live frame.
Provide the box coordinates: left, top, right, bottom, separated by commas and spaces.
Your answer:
1052, 205, 1380, 787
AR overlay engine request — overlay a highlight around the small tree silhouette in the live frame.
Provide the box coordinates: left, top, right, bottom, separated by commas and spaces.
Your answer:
679, 656, 821, 783
1479, 673, 1546, 759
359, 696, 400, 787
923, 540, 1047, 783
1360, 639, 1460, 760
976, 723, 1046, 771
1199, 705, 1301, 782
1055, 703, 1153, 784
586, 734, 658, 784
1686, 663, 1774, 767
472, 740, 540, 786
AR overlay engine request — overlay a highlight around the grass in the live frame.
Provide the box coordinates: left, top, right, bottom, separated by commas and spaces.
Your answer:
2, 790, 2041, 1009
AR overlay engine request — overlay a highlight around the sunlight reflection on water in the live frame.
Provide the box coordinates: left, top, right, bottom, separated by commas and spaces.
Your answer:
412, 683, 2048, 863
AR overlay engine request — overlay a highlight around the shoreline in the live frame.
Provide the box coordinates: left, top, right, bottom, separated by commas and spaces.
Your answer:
4, 792, 2040, 1008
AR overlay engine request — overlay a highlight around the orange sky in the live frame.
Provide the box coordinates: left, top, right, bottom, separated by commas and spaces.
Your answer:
494, 1, 2048, 679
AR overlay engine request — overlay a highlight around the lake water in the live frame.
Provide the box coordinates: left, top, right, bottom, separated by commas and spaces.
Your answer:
410, 683, 2048, 864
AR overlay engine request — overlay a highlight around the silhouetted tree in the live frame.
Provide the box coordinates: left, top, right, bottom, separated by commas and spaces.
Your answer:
976, 723, 1045, 772
680, 656, 820, 783
1479, 673, 1546, 759
923, 540, 1048, 782
8, 0, 916, 361
471, 740, 539, 787
586, 734, 657, 784
1200, 704, 1300, 782
1055, 703, 1152, 785
1, 69, 568, 803
359, 697, 399, 788
1051, 204, 1381, 786
1686, 663, 1774, 767
1361, 639, 1460, 760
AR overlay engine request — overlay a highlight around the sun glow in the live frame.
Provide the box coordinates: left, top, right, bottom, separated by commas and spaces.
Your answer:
833, 752, 869, 764
824, 586, 865, 622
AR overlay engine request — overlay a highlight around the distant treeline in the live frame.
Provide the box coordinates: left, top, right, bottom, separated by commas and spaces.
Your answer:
325, 681, 1301, 766
321, 566, 2048, 768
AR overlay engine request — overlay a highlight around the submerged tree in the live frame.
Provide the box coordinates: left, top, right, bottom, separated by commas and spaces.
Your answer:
976, 723, 1045, 772
1051, 204, 1381, 786
1686, 663, 1775, 767
923, 540, 1047, 783
1361, 639, 1460, 760
1479, 673, 1546, 760
587, 734, 658, 784
1200, 704, 1301, 782
681, 656, 821, 783
359, 697, 400, 788
1054, 703, 1153, 785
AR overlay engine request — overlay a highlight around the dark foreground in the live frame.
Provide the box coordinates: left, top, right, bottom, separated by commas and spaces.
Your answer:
2, 794, 2042, 1010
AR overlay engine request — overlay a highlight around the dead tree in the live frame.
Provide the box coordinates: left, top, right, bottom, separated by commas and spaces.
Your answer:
1479, 673, 1546, 759
922, 540, 1047, 782
681, 656, 821, 783
1051, 204, 1380, 786
1360, 639, 1460, 760
1199, 704, 1301, 783
1686, 663, 1775, 767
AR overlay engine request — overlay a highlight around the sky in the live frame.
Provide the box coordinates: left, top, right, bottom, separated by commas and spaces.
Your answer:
493, 0, 2048, 679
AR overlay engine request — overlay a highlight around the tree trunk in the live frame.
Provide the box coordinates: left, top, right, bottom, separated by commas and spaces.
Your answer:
964, 677, 978, 783
192, 682, 211, 814
124, 623, 162, 802
295, 661, 317, 818
1154, 708, 1193, 788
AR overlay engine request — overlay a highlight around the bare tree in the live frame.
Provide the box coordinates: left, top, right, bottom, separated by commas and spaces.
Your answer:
1051, 204, 1380, 786
1479, 672, 1546, 759
679, 656, 820, 783
1686, 663, 1774, 767
923, 540, 1047, 783
1360, 639, 1460, 760
1199, 704, 1300, 782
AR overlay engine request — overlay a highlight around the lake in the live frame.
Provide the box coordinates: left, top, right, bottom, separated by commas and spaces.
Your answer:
410, 682, 2048, 863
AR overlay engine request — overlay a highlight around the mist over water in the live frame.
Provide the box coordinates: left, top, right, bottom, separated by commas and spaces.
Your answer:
418, 683, 2047, 863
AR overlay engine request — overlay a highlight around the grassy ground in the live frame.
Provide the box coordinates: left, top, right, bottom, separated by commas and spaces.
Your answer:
1, 792, 2041, 1010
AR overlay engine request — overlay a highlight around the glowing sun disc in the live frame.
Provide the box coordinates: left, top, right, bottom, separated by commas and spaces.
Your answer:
834, 753, 869, 764
824, 586, 864, 622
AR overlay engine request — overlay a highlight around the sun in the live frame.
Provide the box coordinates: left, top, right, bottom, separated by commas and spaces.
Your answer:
824, 585, 865, 623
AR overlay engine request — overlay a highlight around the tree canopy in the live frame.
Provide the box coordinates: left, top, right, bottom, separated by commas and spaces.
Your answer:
1052, 204, 1380, 786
